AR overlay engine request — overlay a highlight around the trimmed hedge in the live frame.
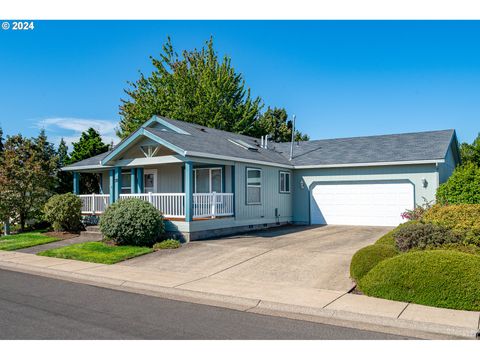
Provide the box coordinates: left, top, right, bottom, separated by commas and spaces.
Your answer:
358, 250, 480, 311
394, 222, 462, 252
422, 204, 480, 245
44, 193, 82, 232
350, 244, 398, 282
436, 163, 480, 204
99, 198, 164, 246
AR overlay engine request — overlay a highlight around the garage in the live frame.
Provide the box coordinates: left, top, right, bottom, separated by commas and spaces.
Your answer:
310, 182, 414, 226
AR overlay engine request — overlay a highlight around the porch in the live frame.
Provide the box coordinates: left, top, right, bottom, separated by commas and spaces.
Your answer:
79, 192, 234, 219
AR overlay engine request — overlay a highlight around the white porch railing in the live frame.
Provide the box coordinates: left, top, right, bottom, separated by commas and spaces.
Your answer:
80, 192, 234, 219
120, 193, 186, 218
193, 192, 234, 218
79, 194, 110, 215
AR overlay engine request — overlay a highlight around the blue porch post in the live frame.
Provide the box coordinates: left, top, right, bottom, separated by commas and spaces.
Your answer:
136, 168, 144, 193
184, 161, 193, 222
73, 172, 80, 195
231, 165, 235, 217
114, 167, 122, 201
109, 169, 115, 204
130, 168, 137, 193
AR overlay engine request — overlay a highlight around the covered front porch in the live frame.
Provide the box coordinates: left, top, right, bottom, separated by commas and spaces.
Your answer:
73, 161, 235, 221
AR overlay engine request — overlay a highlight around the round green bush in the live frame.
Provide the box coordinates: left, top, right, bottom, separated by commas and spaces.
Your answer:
359, 250, 480, 311
99, 198, 164, 246
394, 222, 462, 252
423, 204, 480, 245
350, 244, 398, 282
436, 163, 480, 204
44, 193, 82, 232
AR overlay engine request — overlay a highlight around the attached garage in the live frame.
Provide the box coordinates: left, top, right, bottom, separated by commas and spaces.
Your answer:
310, 182, 414, 226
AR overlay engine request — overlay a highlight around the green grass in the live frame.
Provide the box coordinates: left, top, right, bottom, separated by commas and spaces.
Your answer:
0, 231, 61, 251
359, 250, 480, 311
38, 242, 153, 264
153, 239, 181, 250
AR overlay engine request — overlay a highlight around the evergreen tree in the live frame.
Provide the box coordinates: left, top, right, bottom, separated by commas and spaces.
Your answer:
118, 37, 262, 139
460, 133, 480, 166
56, 138, 72, 194
0, 126, 4, 156
68, 128, 109, 193
252, 107, 309, 143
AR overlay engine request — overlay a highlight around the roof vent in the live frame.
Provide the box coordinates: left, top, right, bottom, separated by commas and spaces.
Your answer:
228, 138, 259, 151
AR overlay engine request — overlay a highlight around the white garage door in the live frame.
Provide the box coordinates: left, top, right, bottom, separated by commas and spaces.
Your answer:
310, 182, 414, 226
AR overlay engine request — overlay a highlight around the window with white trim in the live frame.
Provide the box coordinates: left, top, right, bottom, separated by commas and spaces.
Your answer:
121, 172, 131, 194
194, 168, 222, 193
246, 168, 262, 204
279, 171, 291, 193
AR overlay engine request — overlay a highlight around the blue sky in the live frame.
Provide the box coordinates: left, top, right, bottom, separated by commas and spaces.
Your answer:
0, 20, 479, 148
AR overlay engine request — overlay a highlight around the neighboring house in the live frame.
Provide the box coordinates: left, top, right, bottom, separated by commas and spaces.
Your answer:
62, 116, 460, 241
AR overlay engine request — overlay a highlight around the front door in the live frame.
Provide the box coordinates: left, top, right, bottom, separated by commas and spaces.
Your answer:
144, 169, 157, 193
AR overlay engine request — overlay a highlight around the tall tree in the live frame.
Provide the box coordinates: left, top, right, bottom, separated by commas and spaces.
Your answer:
252, 107, 309, 143
56, 138, 72, 194
0, 126, 4, 156
118, 37, 262, 139
68, 128, 109, 193
0, 134, 56, 231
460, 133, 480, 166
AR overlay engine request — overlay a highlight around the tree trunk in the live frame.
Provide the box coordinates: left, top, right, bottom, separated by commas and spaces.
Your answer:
19, 214, 25, 232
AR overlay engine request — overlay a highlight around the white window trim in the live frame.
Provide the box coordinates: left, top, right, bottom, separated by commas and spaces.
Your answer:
246, 167, 262, 205
121, 171, 132, 193
279, 171, 291, 193
193, 167, 223, 193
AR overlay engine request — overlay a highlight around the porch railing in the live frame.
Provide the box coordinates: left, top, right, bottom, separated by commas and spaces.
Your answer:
193, 192, 234, 218
79, 192, 234, 219
79, 194, 110, 215
119, 193, 186, 218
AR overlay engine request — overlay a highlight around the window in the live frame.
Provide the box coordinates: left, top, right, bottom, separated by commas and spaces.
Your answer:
121, 172, 131, 194
279, 171, 291, 193
194, 168, 223, 193
144, 169, 157, 193
246, 168, 262, 204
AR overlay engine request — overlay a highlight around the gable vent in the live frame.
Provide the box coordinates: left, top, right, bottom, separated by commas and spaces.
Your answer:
228, 138, 259, 151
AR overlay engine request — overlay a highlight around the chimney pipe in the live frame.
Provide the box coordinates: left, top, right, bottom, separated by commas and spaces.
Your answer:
260, 136, 264, 148
289, 115, 296, 161
265, 135, 268, 149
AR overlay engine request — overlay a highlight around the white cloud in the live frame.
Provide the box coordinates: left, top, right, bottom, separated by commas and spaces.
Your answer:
37, 117, 120, 148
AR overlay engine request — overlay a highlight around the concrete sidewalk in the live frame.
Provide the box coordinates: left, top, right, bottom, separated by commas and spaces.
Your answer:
0, 250, 478, 339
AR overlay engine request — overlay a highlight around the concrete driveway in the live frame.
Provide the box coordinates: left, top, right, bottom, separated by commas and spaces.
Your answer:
124, 225, 391, 292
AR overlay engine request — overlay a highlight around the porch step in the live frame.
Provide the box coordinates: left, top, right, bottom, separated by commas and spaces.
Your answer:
82, 226, 103, 241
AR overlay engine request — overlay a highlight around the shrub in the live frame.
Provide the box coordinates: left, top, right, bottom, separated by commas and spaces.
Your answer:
400, 199, 433, 221
359, 250, 480, 311
350, 244, 398, 282
422, 204, 480, 245
374, 221, 418, 247
393, 222, 462, 252
99, 198, 164, 246
153, 239, 181, 250
436, 163, 480, 204
44, 193, 82, 232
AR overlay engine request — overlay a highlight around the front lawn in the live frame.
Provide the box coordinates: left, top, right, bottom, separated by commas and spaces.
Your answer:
0, 231, 61, 251
38, 242, 153, 264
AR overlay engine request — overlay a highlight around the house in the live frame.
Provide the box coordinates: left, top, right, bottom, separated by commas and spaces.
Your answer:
62, 116, 460, 241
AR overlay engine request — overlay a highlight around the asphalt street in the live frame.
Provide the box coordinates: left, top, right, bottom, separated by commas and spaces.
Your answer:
0, 269, 412, 339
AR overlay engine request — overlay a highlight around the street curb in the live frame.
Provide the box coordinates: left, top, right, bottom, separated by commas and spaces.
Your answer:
0, 259, 478, 340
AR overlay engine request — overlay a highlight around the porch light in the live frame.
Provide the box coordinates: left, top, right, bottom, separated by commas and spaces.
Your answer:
421, 178, 428, 188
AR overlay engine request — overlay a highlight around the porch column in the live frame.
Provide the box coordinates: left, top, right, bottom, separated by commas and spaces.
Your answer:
109, 169, 115, 204
73, 172, 80, 195
231, 164, 236, 217
184, 161, 193, 222
130, 168, 137, 194
136, 168, 144, 193
114, 166, 122, 201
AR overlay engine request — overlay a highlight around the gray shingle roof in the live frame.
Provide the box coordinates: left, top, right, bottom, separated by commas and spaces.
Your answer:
274, 129, 455, 166
63, 115, 456, 170
145, 117, 292, 166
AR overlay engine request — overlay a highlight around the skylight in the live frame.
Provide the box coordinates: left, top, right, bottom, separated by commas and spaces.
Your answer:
228, 138, 259, 151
